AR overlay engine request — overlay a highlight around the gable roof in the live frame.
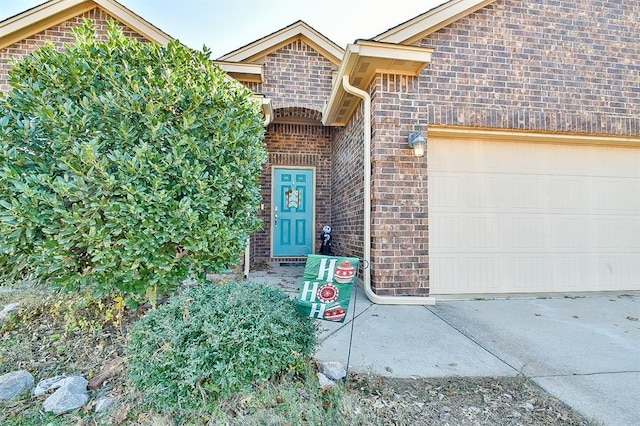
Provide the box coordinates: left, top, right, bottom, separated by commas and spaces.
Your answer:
0, 0, 276, 124
217, 20, 343, 66
0, 0, 172, 50
374, 0, 496, 45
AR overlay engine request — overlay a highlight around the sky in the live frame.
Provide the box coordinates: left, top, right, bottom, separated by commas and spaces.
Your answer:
1, 0, 449, 58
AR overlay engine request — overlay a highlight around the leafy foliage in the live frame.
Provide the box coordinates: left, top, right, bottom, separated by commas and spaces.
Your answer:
0, 20, 266, 297
126, 282, 318, 415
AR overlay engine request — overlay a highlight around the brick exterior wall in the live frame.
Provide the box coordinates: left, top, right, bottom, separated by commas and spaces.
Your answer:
331, 77, 429, 295
243, 39, 338, 113
370, 74, 430, 296
0, 8, 148, 92
366, 0, 640, 295
245, 40, 338, 260
251, 123, 332, 260
418, 0, 640, 135
330, 105, 365, 261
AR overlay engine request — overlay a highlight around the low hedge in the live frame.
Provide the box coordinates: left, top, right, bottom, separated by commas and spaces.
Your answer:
126, 282, 317, 413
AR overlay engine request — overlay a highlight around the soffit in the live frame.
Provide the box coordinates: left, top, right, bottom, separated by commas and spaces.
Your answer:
322, 41, 433, 126
217, 20, 343, 66
0, 0, 172, 50
374, 0, 497, 45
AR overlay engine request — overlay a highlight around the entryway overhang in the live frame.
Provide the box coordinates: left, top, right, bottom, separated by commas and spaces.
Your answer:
322, 40, 433, 126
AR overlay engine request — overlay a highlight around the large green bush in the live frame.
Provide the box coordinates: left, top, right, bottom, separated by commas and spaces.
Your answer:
0, 20, 266, 298
126, 282, 317, 414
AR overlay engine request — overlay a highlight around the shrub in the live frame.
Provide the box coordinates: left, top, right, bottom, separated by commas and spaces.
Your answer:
0, 20, 266, 299
126, 282, 317, 414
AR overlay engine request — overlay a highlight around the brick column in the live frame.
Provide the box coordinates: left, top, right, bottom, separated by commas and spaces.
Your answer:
369, 74, 431, 296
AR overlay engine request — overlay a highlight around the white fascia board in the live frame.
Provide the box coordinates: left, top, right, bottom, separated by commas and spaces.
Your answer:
374, 0, 496, 45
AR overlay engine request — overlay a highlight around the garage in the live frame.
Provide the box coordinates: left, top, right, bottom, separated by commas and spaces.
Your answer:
428, 133, 640, 295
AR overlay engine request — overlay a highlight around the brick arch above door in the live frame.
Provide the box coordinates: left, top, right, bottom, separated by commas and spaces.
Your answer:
272, 107, 323, 125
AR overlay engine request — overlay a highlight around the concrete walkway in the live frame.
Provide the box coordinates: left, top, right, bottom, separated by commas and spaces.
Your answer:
247, 264, 640, 426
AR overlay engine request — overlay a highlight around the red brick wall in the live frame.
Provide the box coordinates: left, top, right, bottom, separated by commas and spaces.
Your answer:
252, 123, 332, 260
331, 80, 430, 296
244, 39, 338, 114
330, 105, 365, 261
247, 39, 338, 261
369, 74, 430, 296
417, 0, 640, 134
365, 0, 640, 295
0, 8, 149, 92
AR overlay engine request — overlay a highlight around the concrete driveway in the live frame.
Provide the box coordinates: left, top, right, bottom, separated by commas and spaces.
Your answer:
316, 291, 640, 426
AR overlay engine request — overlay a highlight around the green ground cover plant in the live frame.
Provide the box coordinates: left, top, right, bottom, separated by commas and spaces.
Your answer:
126, 282, 318, 419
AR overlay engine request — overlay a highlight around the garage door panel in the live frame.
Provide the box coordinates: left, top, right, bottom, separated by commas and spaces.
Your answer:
593, 257, 640, 290
429, 175, 457, 208
512, 217, 547, 248
431, 256, 502, 293
593, 217, 640, 248
593, 178, 640, 211
429, 138, 640, 295
550, 217, 583, 248
553, 257, 583, 289
466, 217, 499, 248
549, 178, 585, 210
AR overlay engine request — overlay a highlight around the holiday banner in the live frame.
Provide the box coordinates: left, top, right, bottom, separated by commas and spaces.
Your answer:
297, 254, 359, 323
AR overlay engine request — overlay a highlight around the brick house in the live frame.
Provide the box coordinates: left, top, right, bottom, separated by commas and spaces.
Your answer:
2, 0, 639, 301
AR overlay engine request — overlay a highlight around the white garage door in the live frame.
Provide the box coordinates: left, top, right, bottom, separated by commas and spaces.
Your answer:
428, 137, 640, 295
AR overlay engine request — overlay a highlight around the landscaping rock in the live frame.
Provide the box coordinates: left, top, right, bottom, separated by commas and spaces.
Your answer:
43, 376, 89, 414
94, 396, 116, 413
33, 375, 67, 397
0, 303, 20, 323
317, 372, 337, 391
317, 361, 347, 381
0, 370, 34, 400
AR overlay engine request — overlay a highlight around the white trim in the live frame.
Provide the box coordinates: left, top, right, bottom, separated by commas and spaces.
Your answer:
0, 0, 172, 49
215, 61, 264, 83
217, 21, 343, 65
429, 125, 640, 147
93, 0, 172, 44
374, 0, 496, 45
270, 166, 316, 258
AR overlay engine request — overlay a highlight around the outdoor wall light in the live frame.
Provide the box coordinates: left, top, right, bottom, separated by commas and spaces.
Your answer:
408, 131, 426, 157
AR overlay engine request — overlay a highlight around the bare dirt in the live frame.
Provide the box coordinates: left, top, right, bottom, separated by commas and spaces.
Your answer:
347, 373, 596, 425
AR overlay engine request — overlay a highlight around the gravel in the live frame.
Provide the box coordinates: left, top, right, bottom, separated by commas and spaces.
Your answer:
347, 373, 599, 425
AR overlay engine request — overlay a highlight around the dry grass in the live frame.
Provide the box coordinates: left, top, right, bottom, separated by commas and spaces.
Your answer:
0, 284, 598, 425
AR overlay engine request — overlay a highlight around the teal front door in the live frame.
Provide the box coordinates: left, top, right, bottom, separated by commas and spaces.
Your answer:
273, 168, 314, 257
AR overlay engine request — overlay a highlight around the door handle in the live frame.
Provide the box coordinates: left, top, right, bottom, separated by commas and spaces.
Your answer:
274, 206, 278, 227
